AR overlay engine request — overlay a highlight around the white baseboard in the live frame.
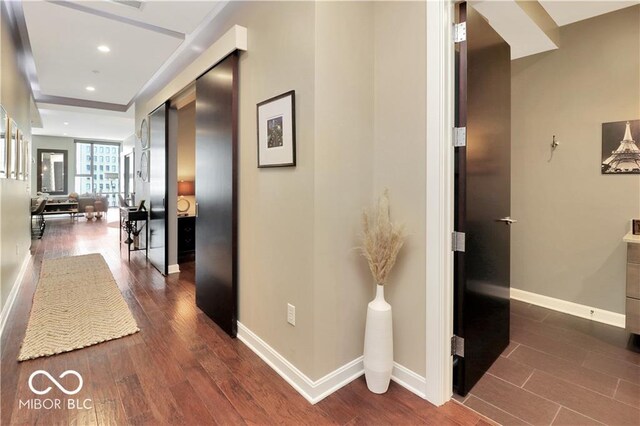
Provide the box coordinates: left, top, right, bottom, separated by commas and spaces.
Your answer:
237, 322, 427, 404
511, 288, 625, 328
0, 253, 32, 338
391, 362, 427, 398
167, 264, 180, 274
237, 322, 363, 404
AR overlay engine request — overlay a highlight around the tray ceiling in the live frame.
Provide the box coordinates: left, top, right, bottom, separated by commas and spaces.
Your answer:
21, 0, 221, 106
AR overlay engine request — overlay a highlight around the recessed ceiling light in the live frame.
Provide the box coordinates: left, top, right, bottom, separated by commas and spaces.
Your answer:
64, 122, 69, 125
86, 86, 95, 92
63, 133, 68, 136
97, 45, 110, 53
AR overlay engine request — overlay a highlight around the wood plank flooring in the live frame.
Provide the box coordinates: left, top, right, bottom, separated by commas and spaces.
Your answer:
1, 214, 487, 425
460, 300, 640, 425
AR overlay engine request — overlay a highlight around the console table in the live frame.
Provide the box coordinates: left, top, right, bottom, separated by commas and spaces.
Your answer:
43, 201, 79, 222
120, 207, 148, 262
178, 215, 196, 261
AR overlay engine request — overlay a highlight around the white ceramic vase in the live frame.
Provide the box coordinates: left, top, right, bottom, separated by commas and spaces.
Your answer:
363, 284, 393, 394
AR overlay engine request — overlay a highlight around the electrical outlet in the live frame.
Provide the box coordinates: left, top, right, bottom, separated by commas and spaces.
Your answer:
287, 303, 296, 326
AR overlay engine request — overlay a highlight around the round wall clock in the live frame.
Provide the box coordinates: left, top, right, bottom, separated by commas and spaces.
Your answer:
140, 118, 149, 149
140, 150, 149, 182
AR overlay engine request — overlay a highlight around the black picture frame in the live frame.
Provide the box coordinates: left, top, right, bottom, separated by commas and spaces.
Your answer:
37, 148, 68, 195
256, 90, 296, 168
601, 119, 640, 174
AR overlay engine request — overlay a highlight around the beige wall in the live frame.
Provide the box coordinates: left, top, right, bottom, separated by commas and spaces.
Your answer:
511, 6, 640, 314
134, 1, 427, 381
233, 1, 317, 377
312, 1, 375, 378
373, 1, 427, 376
177, 102, 195, 181
177, 103, 196, 216
0, 3, 33, 310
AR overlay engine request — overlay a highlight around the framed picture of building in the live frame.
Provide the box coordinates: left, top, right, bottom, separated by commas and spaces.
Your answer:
17, 129, 24, 180
0, 106, 6, 179
601, 120, 640, 174
256, 90, 296, 168
8, 119, 17, 179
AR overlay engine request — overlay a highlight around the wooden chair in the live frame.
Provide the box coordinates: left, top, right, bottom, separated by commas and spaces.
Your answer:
31, 198, 47, 239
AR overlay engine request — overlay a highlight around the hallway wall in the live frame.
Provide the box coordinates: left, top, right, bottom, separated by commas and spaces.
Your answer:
0, 2, 33, 311
511, 6, 640, 314
134, 1, 428, 385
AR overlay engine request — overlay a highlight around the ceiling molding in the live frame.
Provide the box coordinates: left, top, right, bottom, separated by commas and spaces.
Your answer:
3, 1, 40, 100
46, 0, 185, 40
35, 94, 129, 112
127, 1, 229, 110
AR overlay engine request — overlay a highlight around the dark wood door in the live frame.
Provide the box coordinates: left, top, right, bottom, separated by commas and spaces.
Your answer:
453, 2, 512, 396
195, 53, 239, 337
149, 103, 168, 275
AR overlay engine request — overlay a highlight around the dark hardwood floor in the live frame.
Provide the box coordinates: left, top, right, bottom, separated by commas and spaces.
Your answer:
460, 300, 640, 425
1, 214, 487, 425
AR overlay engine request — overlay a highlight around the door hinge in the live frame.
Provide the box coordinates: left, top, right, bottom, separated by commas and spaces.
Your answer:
454, 127, 466, 147
453, 22, 467, 43
451, 335, 465, 357
452, 231, 466, 252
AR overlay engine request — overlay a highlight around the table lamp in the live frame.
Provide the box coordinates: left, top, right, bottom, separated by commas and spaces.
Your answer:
177, 180, 195, 216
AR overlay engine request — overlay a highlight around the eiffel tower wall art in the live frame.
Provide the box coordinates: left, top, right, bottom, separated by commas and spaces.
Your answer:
602, 119, 640, 174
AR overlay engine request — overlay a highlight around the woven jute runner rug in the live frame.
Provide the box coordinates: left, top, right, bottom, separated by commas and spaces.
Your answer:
18, 253, 139, 361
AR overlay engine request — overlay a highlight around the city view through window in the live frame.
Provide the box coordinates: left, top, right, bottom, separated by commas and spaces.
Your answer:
75, 141, 120, 207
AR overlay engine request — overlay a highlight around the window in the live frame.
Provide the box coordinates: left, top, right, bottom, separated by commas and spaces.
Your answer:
74, 141, 121, 206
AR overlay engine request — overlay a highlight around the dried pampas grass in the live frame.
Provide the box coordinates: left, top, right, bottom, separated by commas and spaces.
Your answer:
360, 189, 406, 285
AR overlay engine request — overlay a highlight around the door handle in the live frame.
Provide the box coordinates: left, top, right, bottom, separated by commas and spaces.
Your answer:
498, 217, 517, 225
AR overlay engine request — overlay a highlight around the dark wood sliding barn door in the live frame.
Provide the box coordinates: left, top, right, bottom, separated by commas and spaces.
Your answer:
195, 53, 239, 337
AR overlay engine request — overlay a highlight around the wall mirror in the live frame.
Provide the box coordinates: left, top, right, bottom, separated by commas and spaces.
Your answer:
123, 150, 135, 204
37, 148, 68, 194
0, 107, 6, 178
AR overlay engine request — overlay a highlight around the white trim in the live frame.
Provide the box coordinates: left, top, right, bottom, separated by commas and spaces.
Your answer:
167, 264, 180, 274
140, 24, 247, 117
511, 288, 626, 329
391, 362, 427, 399
425, 0, 455, 407
237, 322, 363, 404
238, 322, 428, 404
0, 253, 32, 338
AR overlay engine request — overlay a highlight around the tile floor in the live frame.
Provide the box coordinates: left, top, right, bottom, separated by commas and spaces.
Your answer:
459, 300, 640, 425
